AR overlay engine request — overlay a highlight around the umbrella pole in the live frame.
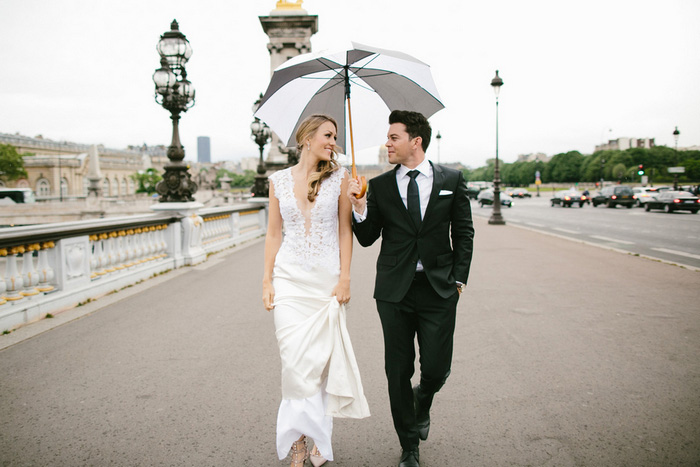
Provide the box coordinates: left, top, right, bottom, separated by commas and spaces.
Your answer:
346, 96, 367, 198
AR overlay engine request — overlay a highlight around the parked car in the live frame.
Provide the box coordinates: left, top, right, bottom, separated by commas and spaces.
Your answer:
477, 190, 513, 208
644, 191, 699, 213
591, 186, 635, 208
0, 188, 36, 204
551, 189, 587, 208
467, 181, 491, 199
506, 188, 532, 198
632, 187, 655, 207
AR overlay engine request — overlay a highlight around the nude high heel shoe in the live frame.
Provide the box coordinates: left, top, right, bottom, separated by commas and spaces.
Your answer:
309, 444, 327, 467
290, 435, 308, 467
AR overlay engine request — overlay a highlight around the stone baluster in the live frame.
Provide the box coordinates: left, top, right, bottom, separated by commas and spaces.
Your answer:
157, 225, 168, 258
140, 228, 151, 262
98, 233, 110, 275
146, 226, 157, 261
124, 230, 135, 268
89, 235, 100, 278
223, 214, 232, 238
0, 248, 8, 305
36, 242, 56, 293
21, 244, 41, 297
4, 246, 25, 301
93, 234, 108, 277
105, 232, 118, 273
133, 228, 145, 264
114, 231, 127, 270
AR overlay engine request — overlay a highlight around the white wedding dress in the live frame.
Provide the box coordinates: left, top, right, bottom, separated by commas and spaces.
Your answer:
269, 167, 370, 461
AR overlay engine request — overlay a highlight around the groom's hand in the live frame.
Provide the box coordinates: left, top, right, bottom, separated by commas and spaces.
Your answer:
347, 176, 367, 215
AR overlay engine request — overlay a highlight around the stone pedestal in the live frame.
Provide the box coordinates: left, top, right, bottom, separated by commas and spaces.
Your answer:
259, 3, 317, 164
151, 202, 206, 266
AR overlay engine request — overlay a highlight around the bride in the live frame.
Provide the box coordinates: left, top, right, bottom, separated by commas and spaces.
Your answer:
262, 114, 370, 466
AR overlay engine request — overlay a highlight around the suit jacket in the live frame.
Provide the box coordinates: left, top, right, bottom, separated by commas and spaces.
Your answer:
353, 161, 474, 303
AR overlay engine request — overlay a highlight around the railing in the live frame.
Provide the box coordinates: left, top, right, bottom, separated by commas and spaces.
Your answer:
0, 203, 267, 332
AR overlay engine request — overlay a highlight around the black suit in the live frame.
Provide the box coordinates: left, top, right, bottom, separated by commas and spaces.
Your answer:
353, 161, 474, 450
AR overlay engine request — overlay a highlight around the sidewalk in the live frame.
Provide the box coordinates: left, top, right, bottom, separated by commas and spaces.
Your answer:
1, 217, 698, 466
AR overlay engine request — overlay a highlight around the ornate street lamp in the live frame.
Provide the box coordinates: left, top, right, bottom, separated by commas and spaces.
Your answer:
251, 95, 272, 197
152, 20, 197, 202
488, 70, 505, 225
673, 126, 680, 190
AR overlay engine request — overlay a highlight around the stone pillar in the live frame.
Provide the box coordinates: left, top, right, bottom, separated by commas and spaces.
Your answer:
259, 1, 318, 166
87, 144, 103, 199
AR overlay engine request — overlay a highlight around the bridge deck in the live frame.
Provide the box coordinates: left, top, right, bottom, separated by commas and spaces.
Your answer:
1, 217, 699, 466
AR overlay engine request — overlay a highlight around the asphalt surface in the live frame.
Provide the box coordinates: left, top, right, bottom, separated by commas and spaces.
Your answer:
1, 216, 699, 466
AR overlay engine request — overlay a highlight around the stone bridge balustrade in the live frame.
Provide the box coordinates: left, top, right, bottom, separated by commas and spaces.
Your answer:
0, 204, 267, 332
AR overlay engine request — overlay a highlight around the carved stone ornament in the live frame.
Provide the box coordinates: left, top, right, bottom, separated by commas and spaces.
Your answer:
66, 244, 86, 279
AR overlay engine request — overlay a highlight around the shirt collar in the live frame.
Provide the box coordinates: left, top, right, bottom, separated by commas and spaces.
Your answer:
398, 158, 431, 178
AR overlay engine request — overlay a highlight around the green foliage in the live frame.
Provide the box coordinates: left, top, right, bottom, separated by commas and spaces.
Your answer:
216, 168, 256, 188
0, 144, 29, 181
130, 168, 162, 194
467, 146, 700, 185
612, 163, 627, 181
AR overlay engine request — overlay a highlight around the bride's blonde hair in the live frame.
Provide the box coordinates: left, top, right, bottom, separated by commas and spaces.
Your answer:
296, 114, 341, 202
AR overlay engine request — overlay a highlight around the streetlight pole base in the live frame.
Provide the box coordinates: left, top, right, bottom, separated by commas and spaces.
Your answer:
156, 163, 198, 202
488, 214, 506, 225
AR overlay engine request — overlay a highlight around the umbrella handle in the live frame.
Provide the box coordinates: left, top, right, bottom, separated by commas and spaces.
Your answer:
347, 96, 367, 198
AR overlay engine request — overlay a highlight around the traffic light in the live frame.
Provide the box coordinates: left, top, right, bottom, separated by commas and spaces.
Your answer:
637, 164, 645, 175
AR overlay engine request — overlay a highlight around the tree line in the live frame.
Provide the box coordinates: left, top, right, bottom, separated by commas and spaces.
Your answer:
463, 146, 700, 186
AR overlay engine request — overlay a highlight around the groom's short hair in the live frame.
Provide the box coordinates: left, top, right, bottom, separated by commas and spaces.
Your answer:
389, 110, 431, 152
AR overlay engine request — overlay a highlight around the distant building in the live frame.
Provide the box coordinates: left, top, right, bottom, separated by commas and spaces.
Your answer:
197, 136, 211, 163
0, 132, 166, 199
516, 153, 551, 163
595, 137, 655, 152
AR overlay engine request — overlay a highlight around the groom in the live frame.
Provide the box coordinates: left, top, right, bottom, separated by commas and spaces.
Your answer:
348, 110, 474, 467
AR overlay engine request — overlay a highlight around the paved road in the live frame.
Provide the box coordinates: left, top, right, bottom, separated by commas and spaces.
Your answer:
1, 217, 699, 466
473, 195, 700, 270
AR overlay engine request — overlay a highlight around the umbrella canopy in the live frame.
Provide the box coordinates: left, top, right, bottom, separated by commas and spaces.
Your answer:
254, 42, 444, 154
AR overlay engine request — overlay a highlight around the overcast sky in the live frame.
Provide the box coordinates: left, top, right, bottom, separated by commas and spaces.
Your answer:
1, 0, 698, 168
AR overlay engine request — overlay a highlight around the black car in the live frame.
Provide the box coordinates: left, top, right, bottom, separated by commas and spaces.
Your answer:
506, 188, 532, 198
644, 191, 699, 213
551, 189, 587, 208
591, 186, 635, 208
467, 182, 490, 199
477, 190, 513, 208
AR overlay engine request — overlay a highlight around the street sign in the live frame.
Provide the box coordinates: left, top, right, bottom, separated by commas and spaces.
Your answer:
641, 175, 648, 185
668, 167, 685, 174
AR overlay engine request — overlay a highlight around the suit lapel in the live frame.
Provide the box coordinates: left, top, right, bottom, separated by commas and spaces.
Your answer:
383, 166, 418, 230
421, 161, 444, 227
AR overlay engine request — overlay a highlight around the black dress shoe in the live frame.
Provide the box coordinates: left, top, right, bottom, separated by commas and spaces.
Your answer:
399, 447, 420, 467
413, 385, 431, 441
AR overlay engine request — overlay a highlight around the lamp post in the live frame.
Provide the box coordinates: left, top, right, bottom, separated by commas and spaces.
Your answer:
672, 126, 680, 190
152, 20, 197, 202
251, 95, 272, 197
488, 70, 505, 225
436, 131, 442, 164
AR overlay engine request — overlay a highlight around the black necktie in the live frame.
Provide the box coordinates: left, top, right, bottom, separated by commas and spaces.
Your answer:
407, 170, 421, 228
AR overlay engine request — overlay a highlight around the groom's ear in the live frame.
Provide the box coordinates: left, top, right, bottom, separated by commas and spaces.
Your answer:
411, 136, 422, 150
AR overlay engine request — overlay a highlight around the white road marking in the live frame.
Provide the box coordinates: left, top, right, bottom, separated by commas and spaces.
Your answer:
554, 227, 579, 234
526, 222, 545, 228
590, 235, 635, 245
651, 248, 700, 261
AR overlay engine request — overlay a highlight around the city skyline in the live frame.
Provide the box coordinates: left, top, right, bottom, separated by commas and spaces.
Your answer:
1, 0, 698, 168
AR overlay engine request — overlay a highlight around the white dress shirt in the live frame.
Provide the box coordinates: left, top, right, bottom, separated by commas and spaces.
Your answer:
353, 159, 433, 271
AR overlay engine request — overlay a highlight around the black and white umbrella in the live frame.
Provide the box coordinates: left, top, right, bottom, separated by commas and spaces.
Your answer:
254, 42, 444, 191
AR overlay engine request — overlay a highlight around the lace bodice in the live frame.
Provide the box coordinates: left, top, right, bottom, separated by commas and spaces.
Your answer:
270, 167, 347, 274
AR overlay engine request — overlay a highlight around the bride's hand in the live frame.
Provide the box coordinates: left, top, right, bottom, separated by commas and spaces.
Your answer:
333, 278, 351, 305
262, 281, 275, 311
